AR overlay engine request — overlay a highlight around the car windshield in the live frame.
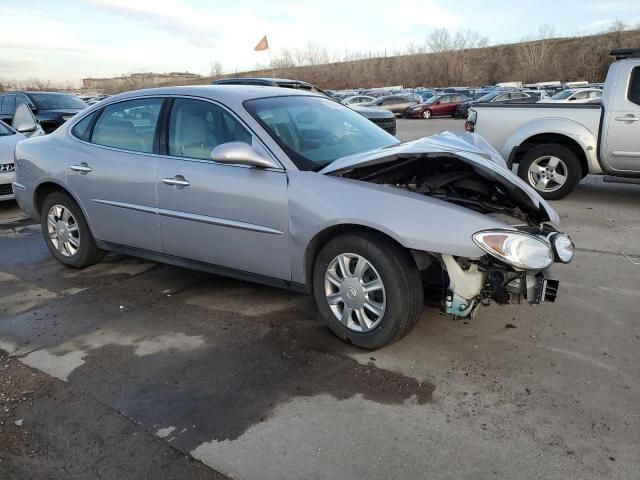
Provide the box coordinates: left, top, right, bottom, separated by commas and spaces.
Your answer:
245, 95, 399, 171
29, 93, 87, 110
550, 90, 575, 100
475, 92, 498, 102
422, 95, 443, 105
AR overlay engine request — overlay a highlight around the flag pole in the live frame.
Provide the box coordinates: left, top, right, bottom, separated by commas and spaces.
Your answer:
268, 46, 275, 79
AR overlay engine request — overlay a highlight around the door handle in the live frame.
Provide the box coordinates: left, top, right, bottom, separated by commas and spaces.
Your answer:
70, 163, 92, 174
615, 115, 640, 122
162, 176, 190, 187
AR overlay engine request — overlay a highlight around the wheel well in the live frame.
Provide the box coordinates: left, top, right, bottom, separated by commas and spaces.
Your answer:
303, 224, 422, 289
514, 133, 588, 178
33, 182, 69, 217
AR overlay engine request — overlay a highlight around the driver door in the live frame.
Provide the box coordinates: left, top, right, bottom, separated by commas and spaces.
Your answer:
156, 97, 291, 280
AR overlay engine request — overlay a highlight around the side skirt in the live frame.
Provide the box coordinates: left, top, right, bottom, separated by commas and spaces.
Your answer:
95, 240, 308, 293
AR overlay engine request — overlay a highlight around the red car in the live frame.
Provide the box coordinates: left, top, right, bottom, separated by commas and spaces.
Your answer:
404, 93, 470, 119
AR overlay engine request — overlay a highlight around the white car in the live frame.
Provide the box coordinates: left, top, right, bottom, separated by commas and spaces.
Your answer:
0, 103, 44, 201
341, 95, 376, 106
0, 121, 24, 201
538, 88, 602, 104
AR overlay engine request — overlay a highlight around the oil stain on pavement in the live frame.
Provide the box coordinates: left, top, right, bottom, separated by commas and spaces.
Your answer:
0, 219, 435, 456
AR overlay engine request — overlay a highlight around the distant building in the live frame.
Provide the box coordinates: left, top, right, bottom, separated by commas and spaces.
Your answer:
82, 72, 201, 90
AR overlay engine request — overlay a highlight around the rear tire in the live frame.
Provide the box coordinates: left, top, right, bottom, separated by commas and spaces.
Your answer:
517, 143, 581, 200
312, 233, 423, 349
40, 191, 104, 268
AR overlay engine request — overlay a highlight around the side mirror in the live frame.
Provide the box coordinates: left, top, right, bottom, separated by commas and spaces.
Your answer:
210, 142, 279, 169
568, 97, 576, 101
13, 102, 39, 134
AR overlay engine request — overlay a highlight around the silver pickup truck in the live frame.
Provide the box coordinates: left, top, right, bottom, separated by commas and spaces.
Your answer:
466, 49, 640, 199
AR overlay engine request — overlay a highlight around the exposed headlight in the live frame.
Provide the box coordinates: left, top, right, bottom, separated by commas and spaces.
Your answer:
473, 230, 553, 270
551, 233, 574, 263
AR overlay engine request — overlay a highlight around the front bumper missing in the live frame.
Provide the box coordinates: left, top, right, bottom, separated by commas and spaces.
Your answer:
526, 271, 559, 304
441, 254, 560, 318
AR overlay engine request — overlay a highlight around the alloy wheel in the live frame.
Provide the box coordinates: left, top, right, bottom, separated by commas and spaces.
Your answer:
46, 204, 80, 257
324, 253, 386, 333
527, 156, 568, 193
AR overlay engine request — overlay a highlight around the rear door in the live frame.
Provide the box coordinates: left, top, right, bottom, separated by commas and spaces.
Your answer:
67, 97, 164, 251
156, 97, 291, 280
603, 65, 640, 172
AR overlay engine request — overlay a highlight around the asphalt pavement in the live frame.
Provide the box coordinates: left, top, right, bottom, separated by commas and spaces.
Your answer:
0, 118, 638, 480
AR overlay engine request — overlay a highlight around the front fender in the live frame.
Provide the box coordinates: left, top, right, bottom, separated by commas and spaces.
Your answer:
288, 171, 511, 284
503, 117, 600, 174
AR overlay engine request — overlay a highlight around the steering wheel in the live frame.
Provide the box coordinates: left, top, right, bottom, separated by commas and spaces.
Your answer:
320, 133, 341, 148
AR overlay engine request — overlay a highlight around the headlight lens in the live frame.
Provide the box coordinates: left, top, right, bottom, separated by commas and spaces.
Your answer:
473, 230, 553, 270
551, 233, 574, 263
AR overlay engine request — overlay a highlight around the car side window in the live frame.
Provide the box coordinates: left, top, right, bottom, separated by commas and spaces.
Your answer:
629, 67, 640, 106
91, 98, 163, 153
71, 111, 98, 141
574, 91, 588, 100
168, 98, 252, 161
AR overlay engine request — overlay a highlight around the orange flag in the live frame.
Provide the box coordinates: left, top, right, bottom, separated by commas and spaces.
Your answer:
254, 35, 269, 51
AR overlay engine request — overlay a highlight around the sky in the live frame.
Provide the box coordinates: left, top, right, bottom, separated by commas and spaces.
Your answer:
1, 0, 639, 85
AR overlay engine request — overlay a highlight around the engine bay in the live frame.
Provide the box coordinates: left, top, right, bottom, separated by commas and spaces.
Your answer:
334, 153, 551, 225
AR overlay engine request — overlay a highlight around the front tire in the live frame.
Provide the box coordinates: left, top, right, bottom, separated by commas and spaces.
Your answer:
517, 144, 581, 200
40, 191, 104, 268
422, 109, 432, 119
312, 233, 423, 349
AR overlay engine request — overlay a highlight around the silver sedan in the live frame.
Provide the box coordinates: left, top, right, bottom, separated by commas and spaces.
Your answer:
13, 86, 574, 349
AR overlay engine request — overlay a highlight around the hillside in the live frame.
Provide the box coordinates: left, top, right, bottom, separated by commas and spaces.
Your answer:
188, 29, 640, 91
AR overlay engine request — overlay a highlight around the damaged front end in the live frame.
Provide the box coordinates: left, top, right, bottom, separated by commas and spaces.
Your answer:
322, 132, 573, 319
440, 253, 560, 319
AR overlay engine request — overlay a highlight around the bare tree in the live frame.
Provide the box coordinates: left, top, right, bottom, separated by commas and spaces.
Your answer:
209, 60, 224, 78
516, 25, 555, 82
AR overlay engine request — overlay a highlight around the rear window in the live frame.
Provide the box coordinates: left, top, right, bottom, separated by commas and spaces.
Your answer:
29, 93, 87, 110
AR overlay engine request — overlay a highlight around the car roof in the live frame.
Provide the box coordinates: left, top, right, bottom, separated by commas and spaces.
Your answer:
84, 85, 323, 105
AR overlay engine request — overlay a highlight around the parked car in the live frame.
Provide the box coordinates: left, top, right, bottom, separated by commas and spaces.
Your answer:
538, 88, 603, 104
213, 78, 396, 135
341, 95, 376, 106
13, 86, 573, 349
456, 91, 539, 118
365, 95, 420, 117
0, 91, 88, 134
466, 49, 640, 199
0, 104, 44, 201
405, 93, 469, 119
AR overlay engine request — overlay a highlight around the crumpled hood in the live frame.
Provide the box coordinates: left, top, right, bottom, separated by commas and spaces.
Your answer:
319, 131, 560, 225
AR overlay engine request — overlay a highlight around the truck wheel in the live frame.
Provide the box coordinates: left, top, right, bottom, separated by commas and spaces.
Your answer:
312, 233, 423, 349
517, 144, 581, 200
40, 191, 104, 268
